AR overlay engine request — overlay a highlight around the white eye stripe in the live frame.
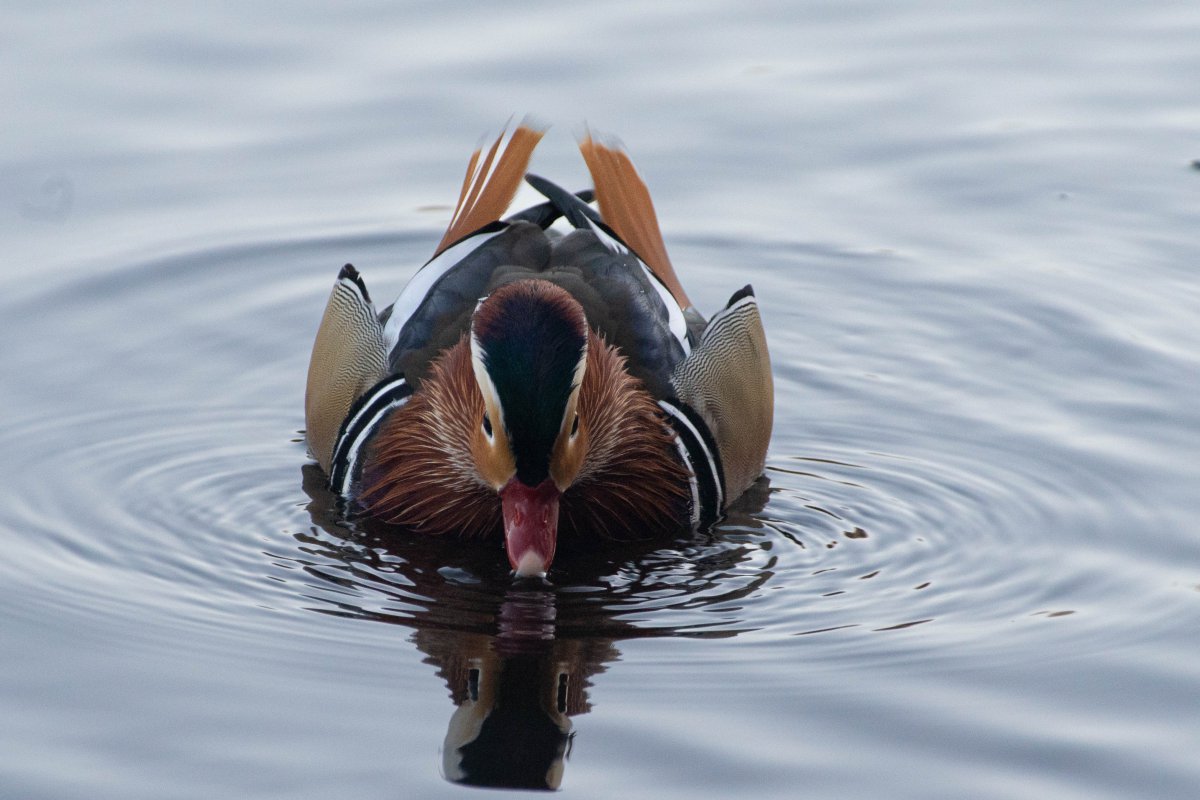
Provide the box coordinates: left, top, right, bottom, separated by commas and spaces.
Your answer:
572, 338, 588, 386
469, 330, 506, 434
557, 342, 587, 443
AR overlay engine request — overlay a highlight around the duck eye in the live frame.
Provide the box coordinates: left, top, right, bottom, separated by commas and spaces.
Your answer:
482, 413, 493, 438
570, 413, 579, 437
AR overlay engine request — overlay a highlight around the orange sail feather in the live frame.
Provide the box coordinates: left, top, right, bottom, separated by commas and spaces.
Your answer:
578, 132, 693, 309
432, 120, 547, 259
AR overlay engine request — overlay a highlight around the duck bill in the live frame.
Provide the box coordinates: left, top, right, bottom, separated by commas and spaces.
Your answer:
500, 479, 560, 578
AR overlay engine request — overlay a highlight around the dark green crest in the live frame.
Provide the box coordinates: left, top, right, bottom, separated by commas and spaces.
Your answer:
474, 282, 587, 486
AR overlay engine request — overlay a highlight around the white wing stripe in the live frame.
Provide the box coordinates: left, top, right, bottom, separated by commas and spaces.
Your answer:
330, 377, 412, 496
381, 228, 507, 350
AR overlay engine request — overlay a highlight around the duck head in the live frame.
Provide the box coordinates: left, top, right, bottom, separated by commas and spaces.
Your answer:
469, 280, 589, 577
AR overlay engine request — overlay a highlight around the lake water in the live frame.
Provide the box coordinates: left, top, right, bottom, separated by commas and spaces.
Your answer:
2, 2, 1199, 798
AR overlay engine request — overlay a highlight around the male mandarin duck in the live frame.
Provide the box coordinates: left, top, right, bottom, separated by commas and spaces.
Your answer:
305, 122, 773, 577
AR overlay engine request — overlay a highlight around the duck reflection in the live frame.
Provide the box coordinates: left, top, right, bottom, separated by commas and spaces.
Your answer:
298, 463, 770, 791
418, 588, 617, 790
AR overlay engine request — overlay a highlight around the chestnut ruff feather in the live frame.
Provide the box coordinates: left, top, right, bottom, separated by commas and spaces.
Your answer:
559, 333, 690, 542
359, 337, 499, 536
358, 327, 689, 543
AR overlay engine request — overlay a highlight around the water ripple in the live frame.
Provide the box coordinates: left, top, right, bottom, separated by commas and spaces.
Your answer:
0, 230, 1187, 676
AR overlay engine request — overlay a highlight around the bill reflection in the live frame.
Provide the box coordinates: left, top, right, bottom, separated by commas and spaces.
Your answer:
299, 464, 771, 791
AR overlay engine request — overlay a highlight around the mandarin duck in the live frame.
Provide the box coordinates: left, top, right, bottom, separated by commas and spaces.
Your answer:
305, 122, 773, 577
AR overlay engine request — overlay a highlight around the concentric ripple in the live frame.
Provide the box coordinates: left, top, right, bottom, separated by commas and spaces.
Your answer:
0, 231, 1188, 675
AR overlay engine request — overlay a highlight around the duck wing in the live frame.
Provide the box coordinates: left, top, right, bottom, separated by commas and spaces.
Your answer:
668, 286, 773, 504
305, 264, 389, 472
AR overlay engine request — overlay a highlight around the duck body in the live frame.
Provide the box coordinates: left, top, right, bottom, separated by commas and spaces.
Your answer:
305, 124, 772, 576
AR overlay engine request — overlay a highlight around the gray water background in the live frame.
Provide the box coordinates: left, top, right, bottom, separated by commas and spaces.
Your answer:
2, 2, 1199, 798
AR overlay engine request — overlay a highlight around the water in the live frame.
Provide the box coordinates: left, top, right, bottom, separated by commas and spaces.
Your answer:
3, 2, 1199, 798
